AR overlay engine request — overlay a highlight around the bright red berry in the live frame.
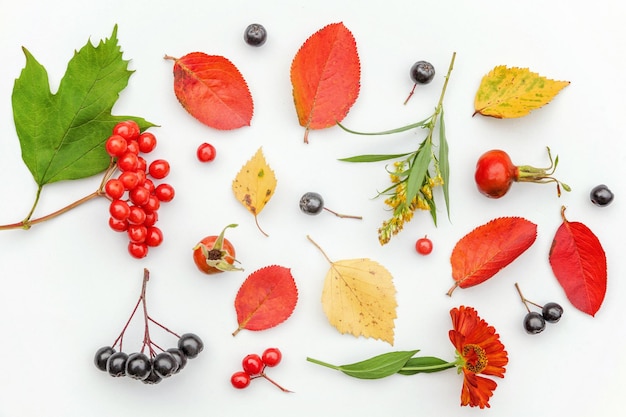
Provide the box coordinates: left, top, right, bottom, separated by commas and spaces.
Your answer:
119, 171, 140, 190
197, 143, 217, 163
145, 227, 163, 247
128, 224, 148, 243
242, 354, 264, 375
137, 132, 157, 153
142, 178, 155, 193
148, 159, 170, 179
125, 140, 140, 155
143, 210, 158, 227
231, 371, 251, 389
128, 241, 149, 259
127, 205, 147, 225
117, 152, 139, 172
108, 217, 129, 232
113, 121, 140, 141
136, 156, 147, 173
143, 195, 161, 212
105, 135, 128, 157
415, 236, 433, 255
109, 200, 131, 221
129, 186, 151, 206
261, 348, 282, 367
154, 183, 175, 202
104, 179, 125, 200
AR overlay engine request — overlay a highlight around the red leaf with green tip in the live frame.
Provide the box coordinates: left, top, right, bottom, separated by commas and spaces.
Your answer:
549, 208, 607, 316
167, 52, 253, 130
448, 217, 537, 295
290, 22, 360, 143
233, 265, 298, 335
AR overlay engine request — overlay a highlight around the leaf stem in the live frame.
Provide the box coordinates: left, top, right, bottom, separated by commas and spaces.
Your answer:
399, 360, 458, 373
306, 235, 334, 264
306, 357, 341, 371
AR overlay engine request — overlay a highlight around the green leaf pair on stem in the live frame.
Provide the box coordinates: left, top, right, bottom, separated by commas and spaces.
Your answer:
306, 350, 457, 380
338, 52, 456, 245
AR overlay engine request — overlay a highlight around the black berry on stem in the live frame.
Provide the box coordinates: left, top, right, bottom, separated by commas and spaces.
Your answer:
299, 192, 362, 219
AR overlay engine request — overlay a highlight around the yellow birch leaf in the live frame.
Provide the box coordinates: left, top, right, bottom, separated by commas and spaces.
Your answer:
321, 257, 397, 345
474, 66, 570, 118
232, 147, 277, 236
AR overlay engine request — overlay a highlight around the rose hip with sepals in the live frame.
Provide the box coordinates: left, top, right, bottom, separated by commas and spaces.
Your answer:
474, 147, 570, 198
193, 224, 243, 274
95, 269, 204, 384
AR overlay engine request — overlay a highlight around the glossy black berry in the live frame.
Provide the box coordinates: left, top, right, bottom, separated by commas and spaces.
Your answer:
299, 192, 324, 215
166, 348, 188, 373
244, 23, 267, 46
106, 351, 129, 377
94, 346, 115, 372
542, 302, 564, 323
178, 333, 204, 359
410, 61, 435, 85
125, 352, 152, 380
590, 184, 614, 207
142, 368, 162, 385
153, 352, 177, 378
523, 312, 546, 334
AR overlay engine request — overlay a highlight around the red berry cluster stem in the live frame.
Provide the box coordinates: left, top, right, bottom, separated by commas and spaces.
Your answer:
231, 347, 291, 392
104, 121, 175, 258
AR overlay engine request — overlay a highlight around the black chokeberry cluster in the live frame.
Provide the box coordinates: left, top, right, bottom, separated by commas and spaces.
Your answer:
95, 269, 203, 384
299, 192, 362, 219
515, 283, 563, 335
104, 121, 175, 259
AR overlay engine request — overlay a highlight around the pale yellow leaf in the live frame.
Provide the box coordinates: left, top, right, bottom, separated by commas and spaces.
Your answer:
322, 258, 397, 345
474, 65, 570, 118
232, 147, 277, 236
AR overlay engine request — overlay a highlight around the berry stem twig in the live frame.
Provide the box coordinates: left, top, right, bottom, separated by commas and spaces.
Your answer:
253, 371, 293, 393
515, 282, 542, 311
323, 207, 362, 219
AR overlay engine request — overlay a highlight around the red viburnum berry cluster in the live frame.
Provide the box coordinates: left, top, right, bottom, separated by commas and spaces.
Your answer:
230, 347, 291, 392
104, 121, 174, 259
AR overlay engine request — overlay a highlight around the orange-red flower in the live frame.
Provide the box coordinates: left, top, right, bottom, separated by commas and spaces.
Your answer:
449, 306, 508, 408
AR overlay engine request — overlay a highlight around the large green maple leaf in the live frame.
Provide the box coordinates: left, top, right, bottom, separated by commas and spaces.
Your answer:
11, 25, 153, 187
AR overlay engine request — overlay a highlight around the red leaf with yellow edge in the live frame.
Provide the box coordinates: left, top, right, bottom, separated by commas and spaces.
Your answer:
448, 217, 537, 296
233, 265, 298, 336
549, 207, 607, 316
165, 52, 253, 130
290, 22, 360, 143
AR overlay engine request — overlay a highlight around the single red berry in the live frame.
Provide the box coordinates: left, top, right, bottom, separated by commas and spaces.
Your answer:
415, 236, 433, 255
143, 210, 159, 227
154, 183, 175, 202
127, 224, 148, 243
136, 156, 147, 173
197, 143, 217, 163
128, 241, 149, 259
117, 152, 139, 172
108, 217, 129, 232
127, 205, 147, 225
137, 132, 157, 153
129, 186, 150, 206
145, 226, 163, 247
109, 200, 131, 221
261, 348, 282, 367
143, 195, 161, 212
105, 135, 128, 157
119, 171, 139, 190
148, 159, 170, 179
125, 140, 140, 155
142, 178, 155, 193
113, 121, 140, 141
231, 371, 251, 389
242, 354, 264, 375
104, 179, 125, 200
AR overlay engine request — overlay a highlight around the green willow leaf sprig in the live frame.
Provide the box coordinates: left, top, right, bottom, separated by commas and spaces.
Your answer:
338, 52, 456, 245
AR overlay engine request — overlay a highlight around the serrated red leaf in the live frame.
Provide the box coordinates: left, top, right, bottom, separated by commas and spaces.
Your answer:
448, 217, 537, 295
168, 52, 253, 130
233, 265, 298, 335
290, 22, 360, 143
549, 208, 607, 316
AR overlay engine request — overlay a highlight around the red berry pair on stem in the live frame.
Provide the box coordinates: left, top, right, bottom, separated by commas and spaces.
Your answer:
231, 348, 291, 392
104, 121, 175, 258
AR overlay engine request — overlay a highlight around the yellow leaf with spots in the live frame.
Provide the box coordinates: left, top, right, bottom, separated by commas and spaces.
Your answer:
308, 236, 397, 345
232, 147, 277, 236
474, 66, 570, 118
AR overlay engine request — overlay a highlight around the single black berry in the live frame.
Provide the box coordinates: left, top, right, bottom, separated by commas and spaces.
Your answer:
142, 368, 162, 385
299, 192, 324, 215
94, 346, 116, 372
153, 352, 177, 378
244, 23, 267, 46
523, 312, 546, 334
125, 352, 152, 380
542, 302, 564, 323
106, 351, 129, 377
178, 333, 204, 359
167, 348, 188, 373
590, 184, 614, 207
410, 61, 435, 85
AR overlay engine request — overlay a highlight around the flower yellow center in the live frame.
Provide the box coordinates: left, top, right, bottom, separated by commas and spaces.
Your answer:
463, 344, 487, 373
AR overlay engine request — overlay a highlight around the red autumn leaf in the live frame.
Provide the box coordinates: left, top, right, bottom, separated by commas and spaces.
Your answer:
448, 217, 537, 296
232, 265, 298, 336
290, 22, 360, 143
165, 52, 253, 130
549, 207, 607, 316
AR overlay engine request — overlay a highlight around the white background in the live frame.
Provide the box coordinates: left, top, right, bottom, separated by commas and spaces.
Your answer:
0, 0, 624, 416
